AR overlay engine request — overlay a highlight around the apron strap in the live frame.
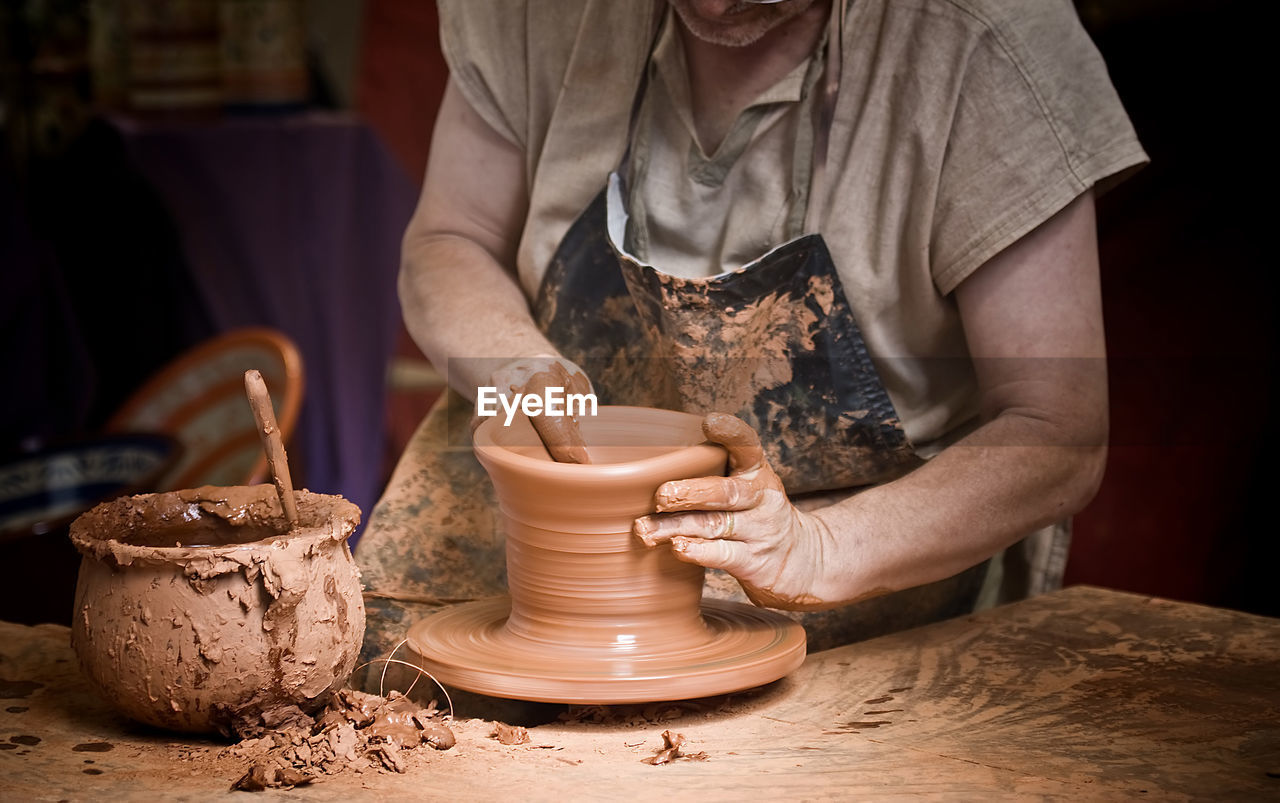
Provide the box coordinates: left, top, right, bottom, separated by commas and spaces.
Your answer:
803, 0, 847, 234
616, 4, 667, 203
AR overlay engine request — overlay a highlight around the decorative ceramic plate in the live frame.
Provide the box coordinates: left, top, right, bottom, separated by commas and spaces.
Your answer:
0, 433, 181, 540
106, 327, 301, 490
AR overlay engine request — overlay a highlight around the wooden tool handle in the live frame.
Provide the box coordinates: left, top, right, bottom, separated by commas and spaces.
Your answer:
244, 369, 299, 529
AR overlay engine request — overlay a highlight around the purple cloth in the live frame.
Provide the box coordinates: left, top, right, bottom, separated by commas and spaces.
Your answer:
113, 112, 416, 539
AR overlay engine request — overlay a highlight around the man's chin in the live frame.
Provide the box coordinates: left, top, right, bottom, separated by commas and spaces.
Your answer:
671, 0, 819, 49
678, 17, 774, 47
671, 3, 778, 48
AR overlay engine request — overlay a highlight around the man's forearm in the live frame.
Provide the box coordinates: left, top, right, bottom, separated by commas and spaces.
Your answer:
815, 189, 1111, 602
399, 233, 556, 402
398, 78, 547, 402
813, 411, 1106, 602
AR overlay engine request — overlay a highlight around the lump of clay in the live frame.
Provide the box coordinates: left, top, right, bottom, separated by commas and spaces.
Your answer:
229, 688, 456, 789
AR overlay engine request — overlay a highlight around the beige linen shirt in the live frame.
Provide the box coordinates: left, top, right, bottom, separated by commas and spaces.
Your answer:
437, 0, 1147, 455
626, 13, 822, 276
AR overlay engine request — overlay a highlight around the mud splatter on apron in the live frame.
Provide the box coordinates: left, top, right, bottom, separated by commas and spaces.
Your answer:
357, 1, 991, 662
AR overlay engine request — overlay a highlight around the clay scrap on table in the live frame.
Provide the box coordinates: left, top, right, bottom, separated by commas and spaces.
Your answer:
229, 689, 454, 791
641, 730, 708, 766
490, 722, 531, 745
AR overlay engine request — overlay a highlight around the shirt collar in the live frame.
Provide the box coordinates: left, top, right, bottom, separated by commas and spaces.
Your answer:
651, 10, 814, 129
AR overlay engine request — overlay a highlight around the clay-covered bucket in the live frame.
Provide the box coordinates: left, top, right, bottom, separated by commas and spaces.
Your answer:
472, 407, 727, 652
68, 485, 364, 737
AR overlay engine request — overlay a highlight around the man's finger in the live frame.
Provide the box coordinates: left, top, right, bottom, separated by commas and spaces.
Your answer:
702, 412, 765, 474
670, 536, 751, 575
551, 360, 593, 397
530, 417, 591, 463
652, 475, 765, 512
521, 362, 591, 464
633, 510, 737, 547
491, 355, 595, 397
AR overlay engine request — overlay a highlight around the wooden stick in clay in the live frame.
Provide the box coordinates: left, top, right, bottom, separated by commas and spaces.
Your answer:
244, 369, 300, 530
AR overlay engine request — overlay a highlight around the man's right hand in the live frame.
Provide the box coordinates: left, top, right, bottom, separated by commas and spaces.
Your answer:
487, 355, 594, 464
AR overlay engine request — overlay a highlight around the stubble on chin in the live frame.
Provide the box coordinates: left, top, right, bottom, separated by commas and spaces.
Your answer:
669, 0, 815, 48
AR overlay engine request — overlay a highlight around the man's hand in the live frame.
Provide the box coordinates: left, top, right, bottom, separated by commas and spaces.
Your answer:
632, 413, 845, 611
488, 355, 594, 464
489, 355, 592, 401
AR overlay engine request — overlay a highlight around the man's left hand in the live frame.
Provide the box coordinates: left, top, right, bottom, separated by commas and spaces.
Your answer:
632, 412, 843, 611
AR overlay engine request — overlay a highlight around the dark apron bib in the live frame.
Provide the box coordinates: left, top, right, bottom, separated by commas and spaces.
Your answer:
536, 182, 918, 493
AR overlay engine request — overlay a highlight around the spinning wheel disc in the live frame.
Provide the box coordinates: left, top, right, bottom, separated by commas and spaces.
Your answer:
406, 597, 806, 704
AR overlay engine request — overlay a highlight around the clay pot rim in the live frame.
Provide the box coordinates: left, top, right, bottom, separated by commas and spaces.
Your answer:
68, 486, 360, 565
473, 406, 726, 480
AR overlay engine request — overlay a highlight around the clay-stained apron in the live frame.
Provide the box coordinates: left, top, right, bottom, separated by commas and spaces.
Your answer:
537, 177, 920, 493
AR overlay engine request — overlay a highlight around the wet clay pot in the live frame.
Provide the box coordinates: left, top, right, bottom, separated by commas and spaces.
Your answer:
407, 406, 807, 704
483, 407, 727, 651
68, 485, 364, 736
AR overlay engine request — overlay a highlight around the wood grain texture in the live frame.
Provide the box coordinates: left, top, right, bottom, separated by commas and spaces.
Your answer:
1, 586, 1276, 800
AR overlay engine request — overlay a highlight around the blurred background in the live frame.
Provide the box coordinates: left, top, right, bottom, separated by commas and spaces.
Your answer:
1, 0, 1274, 624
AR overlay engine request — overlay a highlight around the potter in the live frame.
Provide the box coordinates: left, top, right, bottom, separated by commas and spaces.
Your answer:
363, 0, 1146, 667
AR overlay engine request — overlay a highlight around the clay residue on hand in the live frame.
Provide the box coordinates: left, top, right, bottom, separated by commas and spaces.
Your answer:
522, 361, 592, 465
741, 582, 860, 613
229, 689, 455, 791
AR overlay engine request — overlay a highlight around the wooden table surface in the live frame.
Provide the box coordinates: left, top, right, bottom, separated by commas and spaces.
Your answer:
2, 586, 1277, 800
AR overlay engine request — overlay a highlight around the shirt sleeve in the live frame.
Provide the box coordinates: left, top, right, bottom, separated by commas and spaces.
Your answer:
436, 0, 530, 147
930, 0, 1148, 294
